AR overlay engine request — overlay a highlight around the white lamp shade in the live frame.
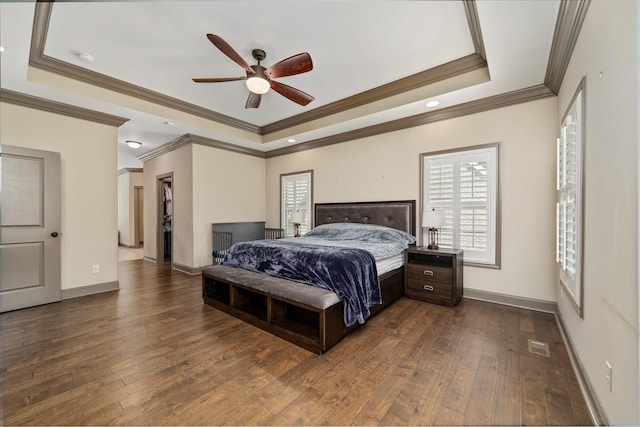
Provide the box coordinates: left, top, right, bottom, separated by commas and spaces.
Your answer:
290, 211, 304, 224
246, 76, 270, 94
422, 209, 446, 228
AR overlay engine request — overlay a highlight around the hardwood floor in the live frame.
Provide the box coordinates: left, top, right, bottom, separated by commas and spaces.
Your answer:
1, 260, 593, 426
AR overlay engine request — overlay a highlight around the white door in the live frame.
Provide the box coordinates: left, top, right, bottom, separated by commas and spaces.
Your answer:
0, 145, 61, 312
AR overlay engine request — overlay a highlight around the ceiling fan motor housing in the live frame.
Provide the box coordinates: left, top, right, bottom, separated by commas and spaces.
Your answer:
252, 49, 266, 62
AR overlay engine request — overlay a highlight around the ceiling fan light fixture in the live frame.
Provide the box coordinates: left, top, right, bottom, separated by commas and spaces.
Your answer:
246, 76, 270, 94
125, 140, 142, 149
194, 35, 313, 107
246, 64, 270, 94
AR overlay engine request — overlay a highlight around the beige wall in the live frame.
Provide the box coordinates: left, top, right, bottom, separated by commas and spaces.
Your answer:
192, 144, 266, 267
143, 144, 266, 269
266, 97, 558, 302
142, 144, 193, 267
118, 172, 130, 245
0, 102, 119, 290
557, 0, 638, 423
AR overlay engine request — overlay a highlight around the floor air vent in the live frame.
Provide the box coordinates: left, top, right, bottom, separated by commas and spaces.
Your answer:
528, 339, 550, 357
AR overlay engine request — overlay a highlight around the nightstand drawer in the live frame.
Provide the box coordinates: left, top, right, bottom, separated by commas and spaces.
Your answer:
406, 279, 452, 303
406, 263, 452, 284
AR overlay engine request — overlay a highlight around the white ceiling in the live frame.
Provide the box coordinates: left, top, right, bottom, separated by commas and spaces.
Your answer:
0, 1, 560, 168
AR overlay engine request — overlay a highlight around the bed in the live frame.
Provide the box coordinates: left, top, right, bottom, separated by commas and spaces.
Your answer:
201, 200, 416, 353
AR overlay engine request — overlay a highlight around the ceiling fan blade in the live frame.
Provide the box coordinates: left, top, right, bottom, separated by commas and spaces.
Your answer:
245, 92, 262, 109
192, 76, 246, 83
206, 33, 255, 74
265, 52, 313, 78
270, 80, 314, 106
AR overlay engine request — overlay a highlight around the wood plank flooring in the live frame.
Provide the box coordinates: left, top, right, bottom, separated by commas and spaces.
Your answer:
1, 259, 593, 425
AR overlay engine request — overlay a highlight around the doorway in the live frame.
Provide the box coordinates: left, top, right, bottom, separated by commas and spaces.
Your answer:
134, 186, 144, 247
156, 173, 173, 264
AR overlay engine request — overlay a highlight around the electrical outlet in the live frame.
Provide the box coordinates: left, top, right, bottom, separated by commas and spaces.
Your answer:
92, 264, 100, 274
605, 361, 613, 392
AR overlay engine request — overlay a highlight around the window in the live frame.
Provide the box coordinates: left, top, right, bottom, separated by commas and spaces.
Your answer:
557, 78, 585, 317
281, 170, 313, 237
421, 144, 500, 266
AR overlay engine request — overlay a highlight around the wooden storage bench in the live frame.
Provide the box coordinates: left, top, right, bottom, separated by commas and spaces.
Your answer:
202, 265, 351, 354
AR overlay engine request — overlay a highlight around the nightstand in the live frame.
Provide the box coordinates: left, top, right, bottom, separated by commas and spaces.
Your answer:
404, 247, 463, 306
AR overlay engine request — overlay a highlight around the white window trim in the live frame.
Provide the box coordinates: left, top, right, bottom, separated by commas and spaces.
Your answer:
421, 143, 501, 268
557, 77, 585, 318
280, 170, 313, 237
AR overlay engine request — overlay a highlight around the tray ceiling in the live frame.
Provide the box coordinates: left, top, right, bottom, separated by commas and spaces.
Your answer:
0, 1, 563, 167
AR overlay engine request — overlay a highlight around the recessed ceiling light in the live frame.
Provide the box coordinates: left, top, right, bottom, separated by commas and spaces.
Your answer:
125, 140, 142, 149
164, 121, 174, 126
0, 46, 5, 53
426, 100, 440, 108
287, 138, 296, 143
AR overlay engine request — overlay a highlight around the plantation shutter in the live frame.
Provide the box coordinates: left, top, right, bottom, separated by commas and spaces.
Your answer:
426, 158, 454, 247
556, 88, 583, 305
423, 146, 497, 265
458, 150, 492, 262
281, 171, 312, 237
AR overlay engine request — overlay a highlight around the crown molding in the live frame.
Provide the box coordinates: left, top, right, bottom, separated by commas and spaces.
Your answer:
262, 53, 487, 135
137, 84, 554, 161
30, 1, 488, 139
0, 88, 129, 127
463, 0, 486, 61
545, 0, 591, 94
29, 2, 261, 135
265, 84, 554, 158
137, 133, 265, 163
263, 0, 488, 136
118, 168, 143, 175
187, 133, 265, 158
137, 134, 192, 163
22, 1, 588, 162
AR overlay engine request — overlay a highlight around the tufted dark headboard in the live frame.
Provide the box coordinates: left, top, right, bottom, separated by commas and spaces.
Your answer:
314, 200, 416, 236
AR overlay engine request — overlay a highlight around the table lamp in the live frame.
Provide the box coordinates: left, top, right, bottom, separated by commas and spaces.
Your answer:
422, 209, 446, 249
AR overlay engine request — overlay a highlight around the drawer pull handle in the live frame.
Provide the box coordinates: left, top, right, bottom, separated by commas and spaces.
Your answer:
423, 285, 434, 292
423, 270, 434, 276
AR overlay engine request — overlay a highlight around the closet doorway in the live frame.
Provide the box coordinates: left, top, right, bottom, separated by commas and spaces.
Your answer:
156, 173, 173, 264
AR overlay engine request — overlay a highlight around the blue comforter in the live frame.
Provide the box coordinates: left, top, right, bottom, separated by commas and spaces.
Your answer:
221, 239, 380, 326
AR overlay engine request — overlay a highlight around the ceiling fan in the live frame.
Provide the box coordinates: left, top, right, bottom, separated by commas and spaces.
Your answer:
193, 34, 315, 109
